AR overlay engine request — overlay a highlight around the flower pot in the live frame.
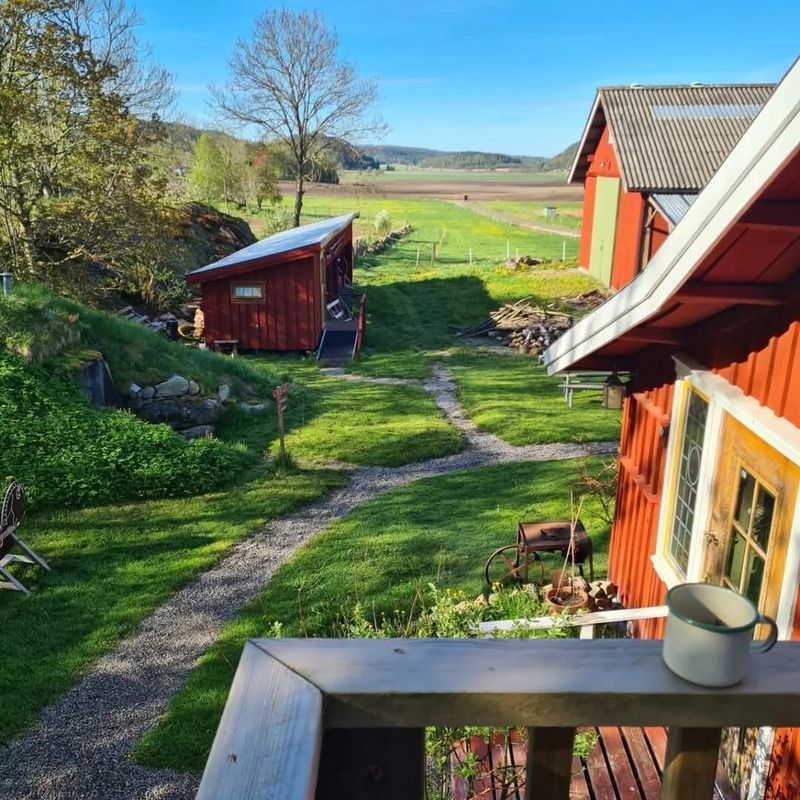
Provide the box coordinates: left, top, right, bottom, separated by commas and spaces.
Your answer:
545, 585, 589, 615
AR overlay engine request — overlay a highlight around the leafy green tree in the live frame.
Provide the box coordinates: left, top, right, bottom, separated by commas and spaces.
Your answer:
188, 133, 225, 204
0, 0, 176, 304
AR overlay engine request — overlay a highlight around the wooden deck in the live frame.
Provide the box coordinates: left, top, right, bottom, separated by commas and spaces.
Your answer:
455, 726, 732, 799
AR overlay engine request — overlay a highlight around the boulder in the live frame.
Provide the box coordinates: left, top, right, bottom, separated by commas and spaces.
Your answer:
179, 424, 214, 440
155, 374, 190, 398
218, 384, 231, 403
240, 402, 266, 413
187, 380, 200, 396
129, 383, 141, 398
140, 385, 155, 401
137, 397, 222, 430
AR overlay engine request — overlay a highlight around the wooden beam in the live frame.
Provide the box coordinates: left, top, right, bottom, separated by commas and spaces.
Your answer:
674, 282, 783, 306
197, 641, 324, 800
662, 727, 722, 800
526, 727, 576, 800
740, 199, 800, 230
258, 639, 800, 729
624, 327, 684, 346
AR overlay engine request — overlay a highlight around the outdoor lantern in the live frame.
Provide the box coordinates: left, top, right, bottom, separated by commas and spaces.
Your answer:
1, 272, 12, 297
602, 372, 625, 409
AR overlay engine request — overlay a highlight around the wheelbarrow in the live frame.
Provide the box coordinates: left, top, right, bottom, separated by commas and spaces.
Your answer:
484, 520, 594, 587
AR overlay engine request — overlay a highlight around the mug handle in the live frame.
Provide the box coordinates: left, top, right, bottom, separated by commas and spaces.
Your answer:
752, 614, 779, 654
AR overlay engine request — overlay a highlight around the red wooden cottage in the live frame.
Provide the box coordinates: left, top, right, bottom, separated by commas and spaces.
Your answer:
546, 59, 800, 800
186, 212, 358, 352
570, 83, 774, 290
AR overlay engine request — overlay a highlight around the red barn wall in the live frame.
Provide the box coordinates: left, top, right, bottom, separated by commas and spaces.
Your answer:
577, 124, 646, 290
201, 254, 321, 351
647, 209, 671, 263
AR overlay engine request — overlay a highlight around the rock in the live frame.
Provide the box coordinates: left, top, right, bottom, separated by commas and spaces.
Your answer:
129, 383, 141, 398
240, 402, 266, 413
140, 386, 155, 400
218, 384, 231, 403
155, 374, 190, 398
137, 397, 222, 429
187, 380, 200, 396
179, 424, 214, 439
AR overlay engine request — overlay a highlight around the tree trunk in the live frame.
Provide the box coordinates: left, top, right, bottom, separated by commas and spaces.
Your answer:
293, 175, 304, 228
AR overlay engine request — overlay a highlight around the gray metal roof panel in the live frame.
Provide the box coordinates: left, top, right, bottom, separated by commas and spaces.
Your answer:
571, 84, 775, 191
650, 193, 698, 227
187, 212, 359, 278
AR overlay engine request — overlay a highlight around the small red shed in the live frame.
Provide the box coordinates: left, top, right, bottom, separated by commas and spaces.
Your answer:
570, 84, 774, 290
186, 212, 358, 352
547, 60, 800, 800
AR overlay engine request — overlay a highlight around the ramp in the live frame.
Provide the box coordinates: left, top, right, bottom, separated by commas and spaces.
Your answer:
317, 320, 359, 365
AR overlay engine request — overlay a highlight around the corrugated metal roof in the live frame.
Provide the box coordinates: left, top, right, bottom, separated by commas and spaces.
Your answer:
187, 212, 359, 278
570, 84, 775, 191
650, 193, 698, 227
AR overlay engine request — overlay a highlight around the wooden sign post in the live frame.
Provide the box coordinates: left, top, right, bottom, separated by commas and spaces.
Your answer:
272, 383, 290, 468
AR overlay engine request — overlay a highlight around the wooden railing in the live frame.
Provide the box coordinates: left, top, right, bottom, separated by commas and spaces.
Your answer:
196, 638, 800, 800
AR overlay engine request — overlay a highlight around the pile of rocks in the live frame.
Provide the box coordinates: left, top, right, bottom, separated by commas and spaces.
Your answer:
128, 374, 231, 439
355, 224, 413, 256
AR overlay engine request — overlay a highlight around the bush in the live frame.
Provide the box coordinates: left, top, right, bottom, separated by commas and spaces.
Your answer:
0, 352, 253, 511
373, 208, 392, 236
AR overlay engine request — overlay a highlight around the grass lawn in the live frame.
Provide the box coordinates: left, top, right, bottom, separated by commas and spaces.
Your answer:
449, 350, 621, 445
481, 200, 583, 231
215, 356, 465, 466
0, 467, 345, 745
134, 458, 611, 773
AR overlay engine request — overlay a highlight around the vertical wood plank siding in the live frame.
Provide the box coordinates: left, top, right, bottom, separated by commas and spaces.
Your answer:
201, 255, 319, 351
609, 382, 674, 639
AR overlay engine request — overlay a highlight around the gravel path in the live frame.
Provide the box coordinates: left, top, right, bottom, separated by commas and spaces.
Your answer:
0, 365, 615, 799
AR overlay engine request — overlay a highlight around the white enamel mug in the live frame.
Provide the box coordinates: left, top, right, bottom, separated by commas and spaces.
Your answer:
663, 583, 778, 687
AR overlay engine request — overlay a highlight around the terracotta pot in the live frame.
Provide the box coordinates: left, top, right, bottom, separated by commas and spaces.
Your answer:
545, 586, 589, 615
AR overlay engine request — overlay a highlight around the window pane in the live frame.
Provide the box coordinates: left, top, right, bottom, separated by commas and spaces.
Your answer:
752, 487, 775, 550
744, 550, 766, 605
725, 530, 746, 589
734, 470, 756, 530
233, 284, 263, 299
668, 390, 709, 575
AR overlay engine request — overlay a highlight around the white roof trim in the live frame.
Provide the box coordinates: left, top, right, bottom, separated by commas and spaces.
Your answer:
567, 92, 601, 185
545, 60, 800, 376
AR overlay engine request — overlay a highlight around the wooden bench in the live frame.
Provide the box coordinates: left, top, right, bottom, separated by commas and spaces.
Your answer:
0, 480, 51, 593
559, 372, 612, 408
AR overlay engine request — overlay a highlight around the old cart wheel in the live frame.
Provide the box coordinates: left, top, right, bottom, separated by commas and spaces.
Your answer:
484, 545, 530, 587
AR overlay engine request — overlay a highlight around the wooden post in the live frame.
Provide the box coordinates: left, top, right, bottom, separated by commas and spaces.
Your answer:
526, 726, 576, 800
272, 383, 290, 468
507, 240, 510, 260
562, 241, 567, 262
661, 727, 721, 800
316, 728, 425, 800
469, 247, 473, 265
415, 248, 420, 268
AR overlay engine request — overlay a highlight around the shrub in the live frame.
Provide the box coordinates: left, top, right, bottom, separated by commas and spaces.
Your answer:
373, 208, 392, 236
0, 352, 253, 511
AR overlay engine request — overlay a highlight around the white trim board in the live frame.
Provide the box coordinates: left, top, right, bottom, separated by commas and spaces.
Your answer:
544, 60, 800, 376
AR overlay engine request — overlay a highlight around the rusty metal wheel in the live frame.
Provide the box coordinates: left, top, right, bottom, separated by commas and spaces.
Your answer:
484, 545, 529, 587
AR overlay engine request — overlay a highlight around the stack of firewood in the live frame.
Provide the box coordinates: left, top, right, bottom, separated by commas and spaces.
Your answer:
456, 291, 606, 356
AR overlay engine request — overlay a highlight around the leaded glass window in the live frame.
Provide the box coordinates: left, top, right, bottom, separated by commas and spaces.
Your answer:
667, 390, 709, 574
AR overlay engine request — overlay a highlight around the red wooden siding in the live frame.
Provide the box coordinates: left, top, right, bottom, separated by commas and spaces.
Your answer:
609, 382, 674, 638
201, 254, 320, 350
647, 208, 670, 263
577, 123, 647, 290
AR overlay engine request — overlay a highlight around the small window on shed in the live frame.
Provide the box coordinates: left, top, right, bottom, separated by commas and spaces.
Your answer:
231, 282, 265, 302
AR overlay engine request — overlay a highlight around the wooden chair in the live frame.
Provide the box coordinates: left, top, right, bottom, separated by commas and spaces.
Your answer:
0, 481, 51, 593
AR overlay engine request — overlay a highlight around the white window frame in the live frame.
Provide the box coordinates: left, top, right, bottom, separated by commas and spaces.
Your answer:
652, 354, 800, 800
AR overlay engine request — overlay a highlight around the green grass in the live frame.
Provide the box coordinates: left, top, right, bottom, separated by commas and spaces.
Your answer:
0, 466, 345, 744
214, 356, 465, 466
481, 200, 584, 231
449, 350, 621, 445
133, 458, 610, 773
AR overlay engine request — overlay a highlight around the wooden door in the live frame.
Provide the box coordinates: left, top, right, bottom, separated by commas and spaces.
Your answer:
589, 176, 620, 287
703, 413, 800, 799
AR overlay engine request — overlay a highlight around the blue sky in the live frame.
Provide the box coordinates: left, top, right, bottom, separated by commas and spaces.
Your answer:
135, 0, 799, 156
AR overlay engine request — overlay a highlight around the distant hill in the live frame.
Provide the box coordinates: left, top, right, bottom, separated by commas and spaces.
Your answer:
358, 143, 577, 172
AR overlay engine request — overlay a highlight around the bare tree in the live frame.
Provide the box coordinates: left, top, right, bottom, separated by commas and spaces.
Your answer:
212, 9, 382, 226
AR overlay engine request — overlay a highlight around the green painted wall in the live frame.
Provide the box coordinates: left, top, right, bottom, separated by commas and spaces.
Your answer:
589, 176, 620, 287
